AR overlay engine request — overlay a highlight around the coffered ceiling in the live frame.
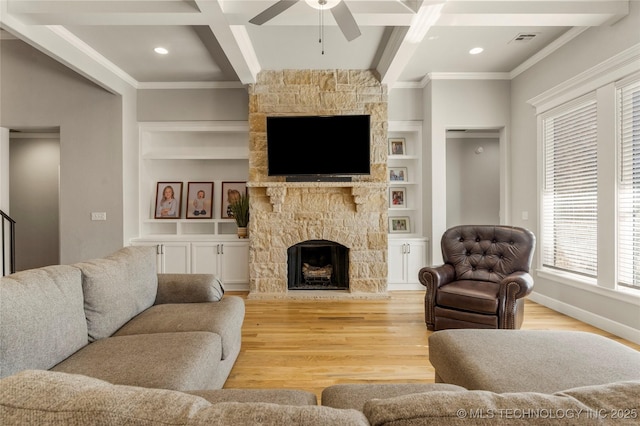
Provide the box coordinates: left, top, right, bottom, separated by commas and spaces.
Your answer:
0, 0, 631, 89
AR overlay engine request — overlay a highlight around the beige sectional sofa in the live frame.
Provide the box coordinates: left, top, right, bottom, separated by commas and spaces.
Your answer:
0, 246, 245, 390
1, 247, 639, 424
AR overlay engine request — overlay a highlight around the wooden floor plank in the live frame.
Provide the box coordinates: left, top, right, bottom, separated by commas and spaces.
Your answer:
224, 291, 639, 401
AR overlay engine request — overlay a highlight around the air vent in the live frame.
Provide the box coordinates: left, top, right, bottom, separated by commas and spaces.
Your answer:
510, 33, 539, 43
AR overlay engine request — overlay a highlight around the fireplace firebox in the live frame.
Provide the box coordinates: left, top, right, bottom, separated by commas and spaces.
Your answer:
287, 240, 349, 290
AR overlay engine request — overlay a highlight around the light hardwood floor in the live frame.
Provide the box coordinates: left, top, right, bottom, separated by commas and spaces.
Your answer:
224, 291, 639, 401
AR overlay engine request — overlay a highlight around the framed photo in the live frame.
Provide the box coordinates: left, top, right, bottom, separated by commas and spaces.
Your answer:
389, 216, 411, 233
389, 187, 406, 208
389, 167, 408, 182
186, 182, 214, 219
154, 182, 183, 219
221, 181, 247, 219
389, 137, 406, 155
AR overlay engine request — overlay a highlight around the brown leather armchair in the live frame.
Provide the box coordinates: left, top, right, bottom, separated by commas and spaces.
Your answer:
419, 225, 535, 331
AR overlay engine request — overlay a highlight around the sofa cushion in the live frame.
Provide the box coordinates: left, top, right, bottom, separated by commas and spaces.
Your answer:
429, 329, 640, 393
187, 388, 318, 406
114, 296, 244, 360
363, 381, 640, 426
74, 246, 158, 341
0, 370, 369, 426
52, 332, 223, 391
322, 383, 467, 411
0, 265, 87, 378
188, 402, 370, 426
0, 370, 213, 425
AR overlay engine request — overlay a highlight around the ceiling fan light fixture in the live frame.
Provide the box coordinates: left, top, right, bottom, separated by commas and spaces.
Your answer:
305, 0, 340, 10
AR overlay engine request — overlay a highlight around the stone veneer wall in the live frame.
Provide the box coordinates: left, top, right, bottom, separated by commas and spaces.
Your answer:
247, 70, 389, 298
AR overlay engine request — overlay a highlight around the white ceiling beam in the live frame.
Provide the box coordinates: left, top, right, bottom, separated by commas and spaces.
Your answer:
377, 2, 444, 89
194, 0, 259, 85
438, 0, 629, 27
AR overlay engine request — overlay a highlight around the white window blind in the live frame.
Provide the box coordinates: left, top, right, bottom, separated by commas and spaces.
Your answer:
542, 98, 598, 277
618, 79, 640, 289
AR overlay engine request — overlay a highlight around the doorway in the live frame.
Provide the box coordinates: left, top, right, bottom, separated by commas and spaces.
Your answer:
8, 128, 61, 270
446, 129, 501, 227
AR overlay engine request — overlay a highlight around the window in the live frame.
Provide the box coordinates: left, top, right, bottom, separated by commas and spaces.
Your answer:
618, 79, 640, 289
541, 97, 598, 277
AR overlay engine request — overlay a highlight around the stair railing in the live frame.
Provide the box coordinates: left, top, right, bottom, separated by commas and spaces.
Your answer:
1, 210, 16, 276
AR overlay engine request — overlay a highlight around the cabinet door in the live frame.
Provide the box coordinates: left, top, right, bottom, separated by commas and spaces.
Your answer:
219, 242, 249, 285
191, 242, 221, 276
405, 241, 426, 285
388, 241, 408, 283
161, 242, 190, 273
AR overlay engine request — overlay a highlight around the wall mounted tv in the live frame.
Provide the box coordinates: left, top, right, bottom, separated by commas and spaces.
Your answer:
266, 115, 371, 179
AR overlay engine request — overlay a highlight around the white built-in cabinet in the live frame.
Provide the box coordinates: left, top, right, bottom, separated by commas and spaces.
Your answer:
387, 238, 428, 289
130, 122, 250, 289
387, 121, 428, 289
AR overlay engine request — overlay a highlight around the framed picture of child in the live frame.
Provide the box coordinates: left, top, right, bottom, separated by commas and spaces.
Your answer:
154, 182, 183, 219
388, 137, 406, 155
389, 216, 410, 233
186, 182, 214, 219
389, 187, 406, 208
221, 181, 247, 219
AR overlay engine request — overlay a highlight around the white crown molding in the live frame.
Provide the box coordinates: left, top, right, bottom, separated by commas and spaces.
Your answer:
510, 27, 589, 79
421, 72, 511, 87
528, 43, 640, 113
137, 81, 247, 90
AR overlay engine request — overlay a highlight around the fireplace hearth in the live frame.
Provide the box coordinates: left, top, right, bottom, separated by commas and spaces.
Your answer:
287, 240, 349, 290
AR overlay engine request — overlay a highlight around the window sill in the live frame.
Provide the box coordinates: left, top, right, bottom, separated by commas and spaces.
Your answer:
536, 268, 640, 306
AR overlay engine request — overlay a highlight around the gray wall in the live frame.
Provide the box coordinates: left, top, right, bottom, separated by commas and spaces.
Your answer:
9, 134, 60, 270
446, 137, 500, 227
510, 4, 640, 335
1, 39, 123, 264
426, 79, 511, 263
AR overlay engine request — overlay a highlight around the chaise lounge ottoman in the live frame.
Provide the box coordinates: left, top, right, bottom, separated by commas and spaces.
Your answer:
429, 329, 640, 393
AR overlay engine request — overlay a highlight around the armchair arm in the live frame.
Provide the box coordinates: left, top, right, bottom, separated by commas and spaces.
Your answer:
418, 264, 456, 289
498, 271, 534, 300
155, 273, 225, 305
418, 264, 456, 330
498, 271, 534, 329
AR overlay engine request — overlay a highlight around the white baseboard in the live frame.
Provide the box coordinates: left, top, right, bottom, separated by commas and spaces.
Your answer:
387, 282, 424, 291
529, 292, 640, 345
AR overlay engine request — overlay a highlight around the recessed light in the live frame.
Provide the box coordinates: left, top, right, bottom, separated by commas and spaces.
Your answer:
469, 47, 484, 55
154, 47, 169, 55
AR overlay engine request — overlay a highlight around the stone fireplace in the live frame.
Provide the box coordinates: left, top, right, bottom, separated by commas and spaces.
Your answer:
246, 70, 389, 299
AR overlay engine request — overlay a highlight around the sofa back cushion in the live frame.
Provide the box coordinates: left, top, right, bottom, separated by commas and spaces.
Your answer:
363, 381, 640, 426
0, 370, 370, 426
0, 266, 87, 378
74, 246, 158, 341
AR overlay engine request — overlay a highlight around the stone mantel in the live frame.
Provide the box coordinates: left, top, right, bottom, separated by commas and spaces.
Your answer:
248, 181, 387, 212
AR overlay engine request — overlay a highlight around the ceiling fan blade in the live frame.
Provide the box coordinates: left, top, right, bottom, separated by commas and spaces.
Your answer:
249, 0, 299, 25
330, 1, 361, 41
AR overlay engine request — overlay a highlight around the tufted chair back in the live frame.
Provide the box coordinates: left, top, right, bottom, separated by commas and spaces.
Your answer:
441, 225, 535, 284
419, 225, 536, 331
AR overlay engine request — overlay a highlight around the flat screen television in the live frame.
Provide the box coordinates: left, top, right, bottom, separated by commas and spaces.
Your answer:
266, 115, 371, 178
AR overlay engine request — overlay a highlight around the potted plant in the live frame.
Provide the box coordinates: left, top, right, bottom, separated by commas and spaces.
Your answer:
228, 192, 249, 238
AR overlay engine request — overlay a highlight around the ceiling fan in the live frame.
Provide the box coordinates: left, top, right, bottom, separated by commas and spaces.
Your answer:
249, 0, 361, 42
